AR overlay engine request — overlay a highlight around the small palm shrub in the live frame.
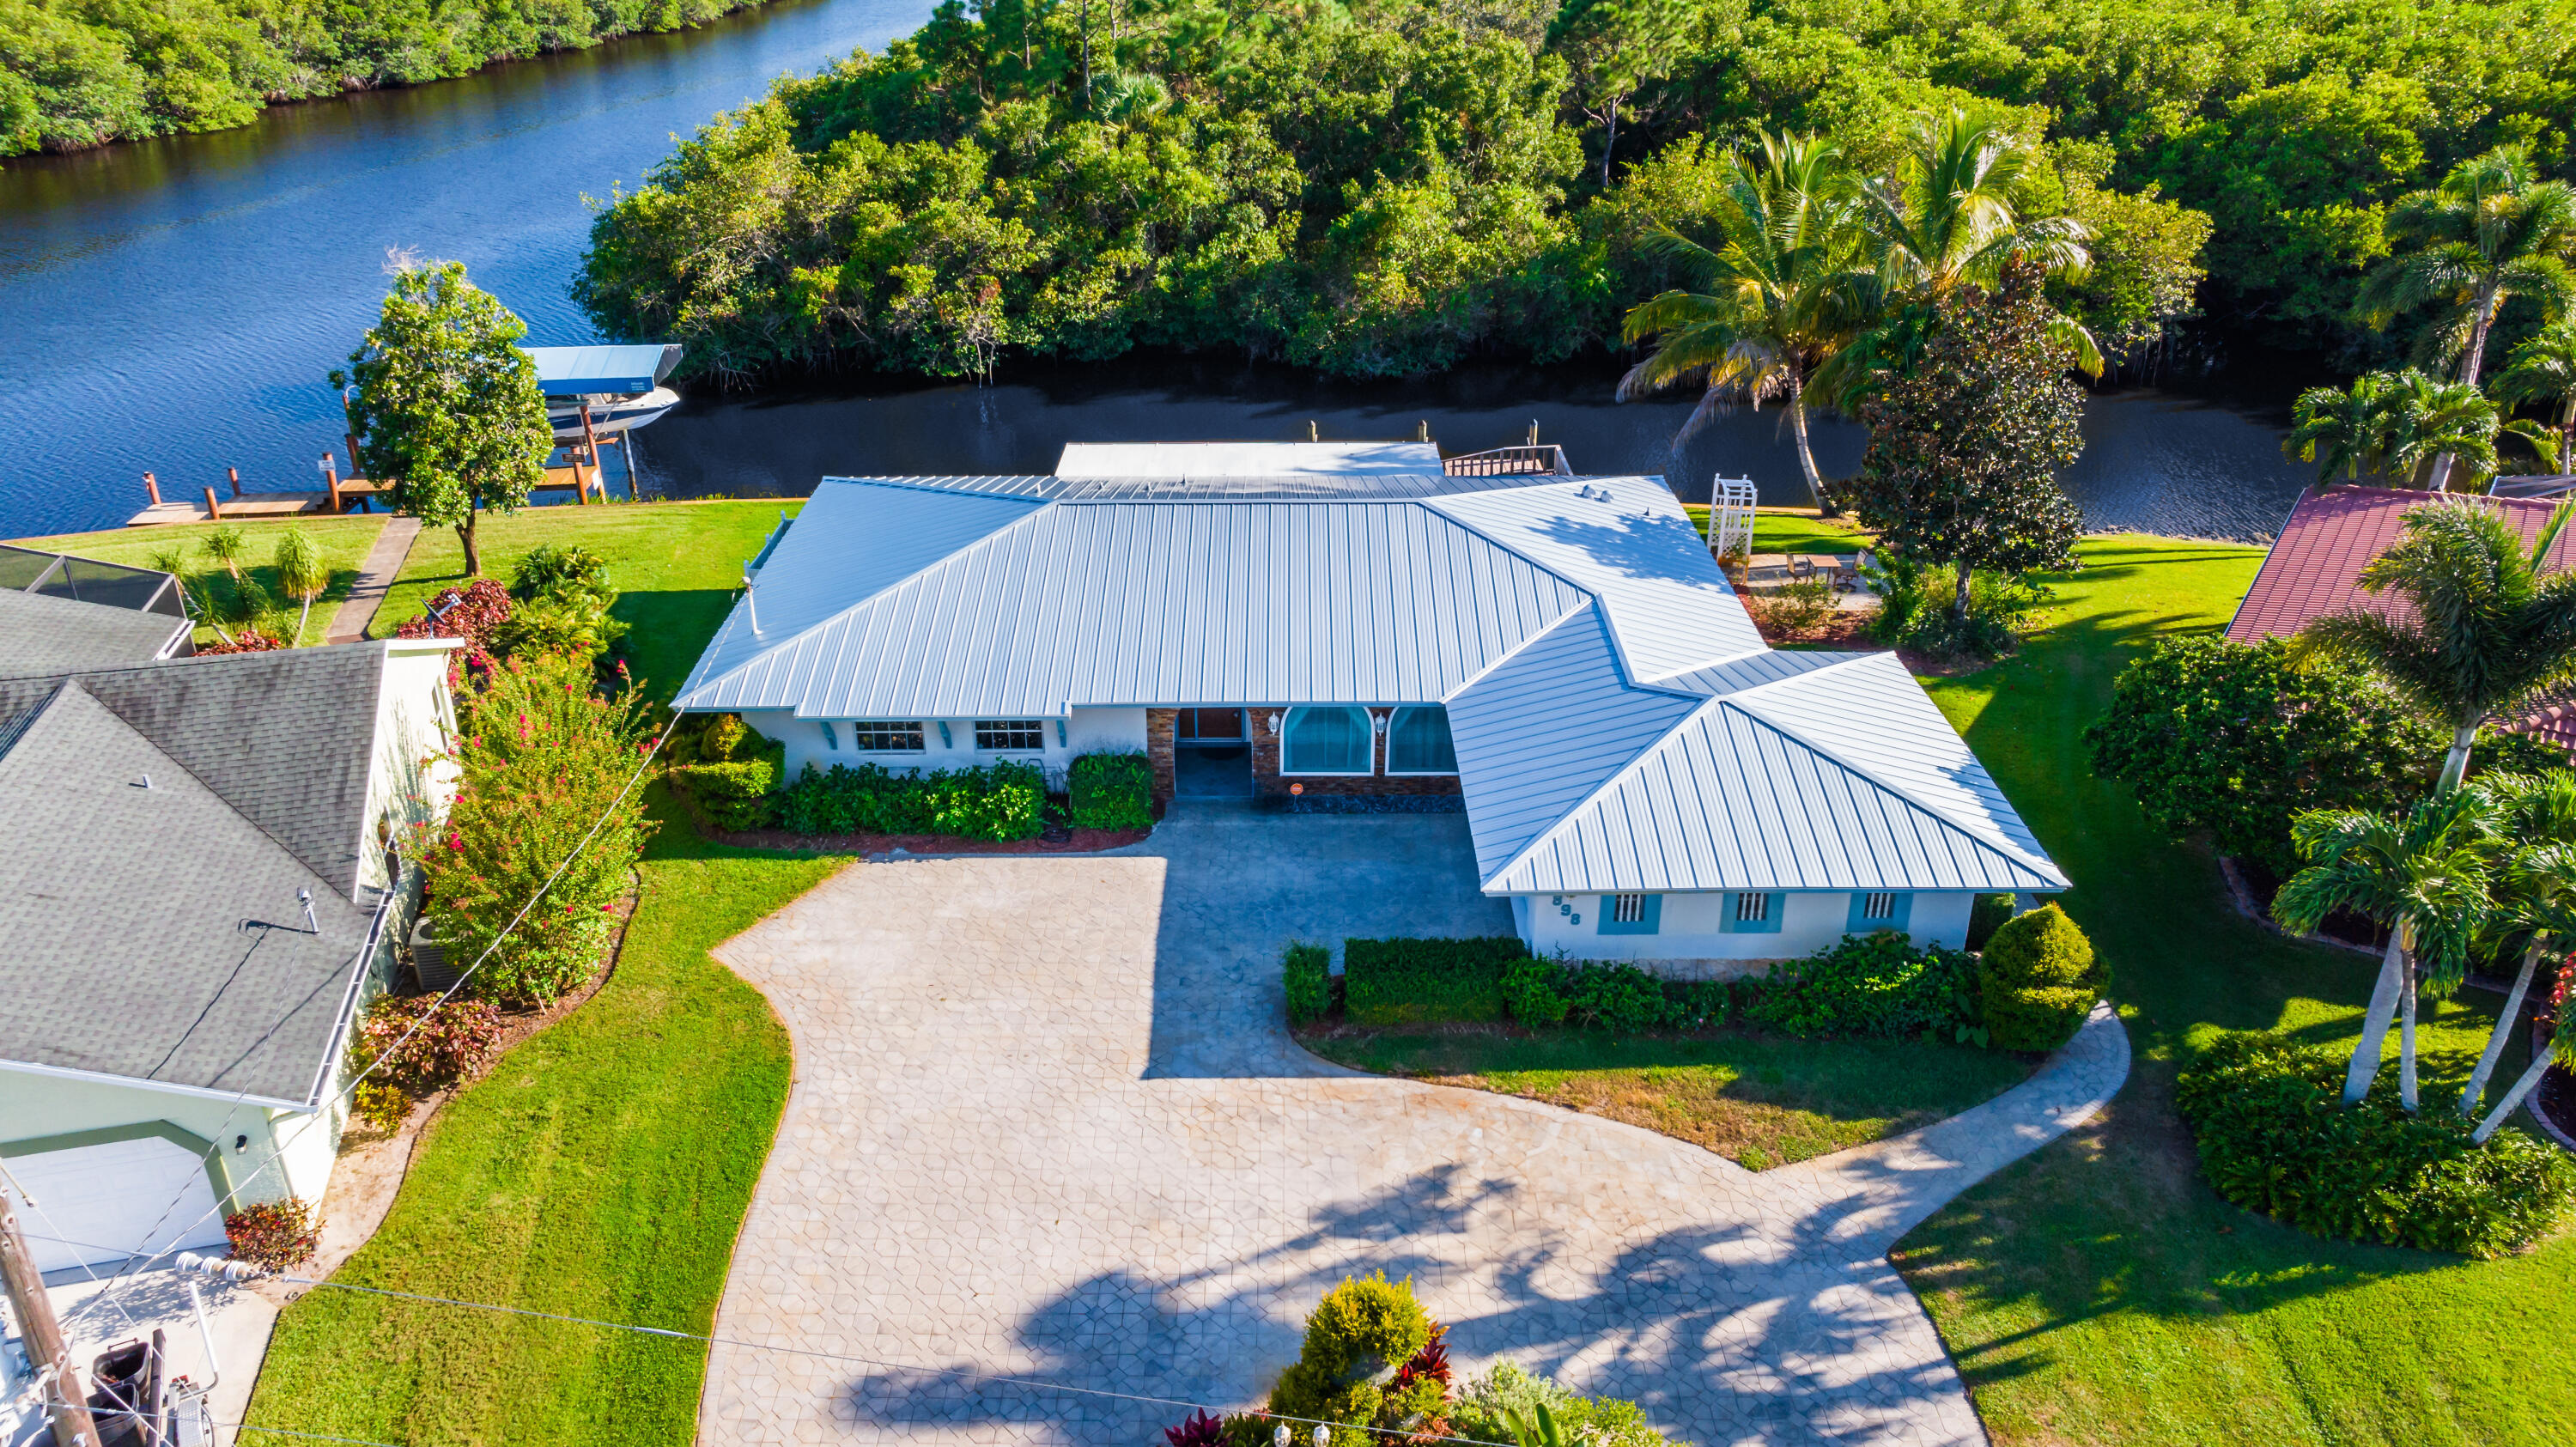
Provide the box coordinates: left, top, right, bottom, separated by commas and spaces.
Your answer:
2178, 1031, 2576, 1257
1067, 751, 1154, 830
1743, 931, 1981, 1040
1283, 942, 1332, 1026
1977, 903, 2105, 1050
224, 1198, 319, 1271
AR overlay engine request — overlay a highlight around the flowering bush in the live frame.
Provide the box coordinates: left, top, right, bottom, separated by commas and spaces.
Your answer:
412, 650, 656, 1006
349, 991, 503, 1094
224, 1198, 319, 1271
394, 578, 514, 680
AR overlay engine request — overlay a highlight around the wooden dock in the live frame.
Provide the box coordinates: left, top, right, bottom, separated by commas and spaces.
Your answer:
125, 435, 633, 528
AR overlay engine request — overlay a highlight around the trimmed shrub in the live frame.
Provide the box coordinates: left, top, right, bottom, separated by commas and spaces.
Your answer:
351, 1082, 410, 1132
671, 730, 787, 831
777, 761, 1045, 841
1502, 955, 1569, 1025
1341, 937, 1528, 1024
1068, 751, 1154, 830
349, 993, 503, 1095
1449, 1362, 1673, 1447
1743, 931, 1981, 1040
1966, 893, 2014, 951
1284, 942, 1332, 1026
1978, 903, 2105, 1050
2178, 1032, 2576, 1258
1267, 1276, 1442, 1447
224, 1198, 319, 1271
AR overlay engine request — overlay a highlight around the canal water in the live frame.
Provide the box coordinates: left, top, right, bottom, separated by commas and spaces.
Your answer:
0, 0, 2315, 542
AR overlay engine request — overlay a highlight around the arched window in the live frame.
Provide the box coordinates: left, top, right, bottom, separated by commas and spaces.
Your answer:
1281, 705, 1373, 774
1385, 705, 1457, 775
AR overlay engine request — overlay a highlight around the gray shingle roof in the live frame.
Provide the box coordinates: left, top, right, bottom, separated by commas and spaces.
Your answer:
0, 681, 376, 1103
0, 646, 388, 897
0, 589, 191, 676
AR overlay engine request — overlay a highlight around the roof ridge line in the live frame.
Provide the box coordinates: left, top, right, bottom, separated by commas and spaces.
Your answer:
1476, 681, 1721, 891
1417, 488, 1650, 684
1718, 662, 2062, 875
677, 488, 1061, 706
1438, 599, 1596, 706
1672, 648, 1883, 700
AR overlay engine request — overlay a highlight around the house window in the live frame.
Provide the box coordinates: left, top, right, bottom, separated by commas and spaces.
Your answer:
1722, 891, 1785, 934
1599, 892, 1661, 935
1846, 891, 1913, 933
1385, 705, 1458, 774
975, 720, 1047, 751
1282, 705, 1373, 774
852, 721, 925, 752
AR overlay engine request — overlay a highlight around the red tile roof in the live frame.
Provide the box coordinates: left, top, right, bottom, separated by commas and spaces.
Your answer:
2226, 484, 2576, 643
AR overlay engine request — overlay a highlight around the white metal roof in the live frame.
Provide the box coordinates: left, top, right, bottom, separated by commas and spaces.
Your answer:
673, 456, 2065, 898
1055, 441, 1444, 478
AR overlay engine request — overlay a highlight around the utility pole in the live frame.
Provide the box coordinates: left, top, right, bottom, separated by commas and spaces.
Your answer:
0, 1192, 98, 1447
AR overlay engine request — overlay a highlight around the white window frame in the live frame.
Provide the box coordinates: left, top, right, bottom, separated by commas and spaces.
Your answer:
851, 720, 926, 753
974, 719, 1048, 753
1382, 704, 1459, 775
1279, 704, 1376, 775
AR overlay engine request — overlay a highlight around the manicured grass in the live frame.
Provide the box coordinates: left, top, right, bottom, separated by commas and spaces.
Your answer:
12, 514, 387, 647
244, 792, 848, 1447
1889, 537, 2573, 1446
1301, 1025, 2032, 1170
1683, 504, 1875, 555
371, 500, 799, 703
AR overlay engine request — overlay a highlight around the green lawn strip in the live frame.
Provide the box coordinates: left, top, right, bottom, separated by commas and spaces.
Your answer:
371, 500, 799, 703
245, 791, 845, 1447
13, 514, 387, 647
1299, 1025, 2030, 1170
1681, 505, 1875, 556
1890, 536, 2576, 1446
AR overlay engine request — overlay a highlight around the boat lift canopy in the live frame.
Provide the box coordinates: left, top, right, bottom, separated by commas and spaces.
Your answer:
526, 344, 682, 398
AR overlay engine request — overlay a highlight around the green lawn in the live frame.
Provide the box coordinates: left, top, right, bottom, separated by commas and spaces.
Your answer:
1683, 505, 1875, 556
13, 514, 388, 647
1299, 1025, 2031, 1170
370, 501, 798, 704
244, 794, 846, 1446
1892, 537, 2573, 1446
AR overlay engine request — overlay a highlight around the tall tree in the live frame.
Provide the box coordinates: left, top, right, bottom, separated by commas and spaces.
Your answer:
334, 261, 553, 578
1617, 131, 1870, 512
2286, 368, 2500, 489
2462, 771, 2576, 1122
2490, 319, 2576, 472
1846, 267, 2085, 619
2297, 500, 2576, 792
2273, 788, 2501, 1110
1546, 0, 1692, 189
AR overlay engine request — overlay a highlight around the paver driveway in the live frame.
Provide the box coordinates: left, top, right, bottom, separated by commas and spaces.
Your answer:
701, 805, 2126, 1447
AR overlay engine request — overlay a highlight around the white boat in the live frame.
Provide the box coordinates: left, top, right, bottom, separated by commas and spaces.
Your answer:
526, 344, 683, 441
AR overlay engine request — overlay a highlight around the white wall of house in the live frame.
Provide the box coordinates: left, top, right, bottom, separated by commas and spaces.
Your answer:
1511, 889, 1981, 968
357, 641, 463, 901
0, 1068, 334, 1214
751, 706, 1150, 781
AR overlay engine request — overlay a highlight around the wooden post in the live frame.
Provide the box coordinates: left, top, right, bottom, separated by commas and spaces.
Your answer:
579, 405, 604, 503
143, 471, 161, 506
322, 454, 343, 514
204, 487, 222, 520
618, 431, 640, 501
227, 466, 243, 498
3, 1195, 100, 1447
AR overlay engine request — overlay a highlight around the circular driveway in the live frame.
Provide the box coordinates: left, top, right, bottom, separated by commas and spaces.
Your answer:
699, 805, 2125, 1447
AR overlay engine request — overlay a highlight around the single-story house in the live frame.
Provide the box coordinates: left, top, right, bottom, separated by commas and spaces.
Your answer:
2228, 483, 2576, 751
0, 604, 460, 1274
674, 443, 2068, 966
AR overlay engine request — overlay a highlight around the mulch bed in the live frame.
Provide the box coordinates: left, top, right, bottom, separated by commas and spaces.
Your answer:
711, 824, 1153, 857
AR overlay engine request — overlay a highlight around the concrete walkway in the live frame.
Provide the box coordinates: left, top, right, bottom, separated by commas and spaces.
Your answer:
700, 806, 2127, 1447
324, 514, 420, 644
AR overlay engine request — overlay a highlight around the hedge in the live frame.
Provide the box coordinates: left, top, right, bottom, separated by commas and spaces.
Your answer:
2177, 1031, 2576, 1258
777, 761, 1044, 842
1284, 943, 1332, 1026
1741, 931, 1982, 1042
1069, 751, 1154, 830
1500, 958, 1729, 1031
1340, 937, 1529, 1024
1978, 903, 2106, 1050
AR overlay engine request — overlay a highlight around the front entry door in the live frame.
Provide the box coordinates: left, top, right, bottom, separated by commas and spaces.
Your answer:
1176, 708, 1245, 743
1174, 708, 1252, 796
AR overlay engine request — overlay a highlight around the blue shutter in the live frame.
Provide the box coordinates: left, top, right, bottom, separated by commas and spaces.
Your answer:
820, 720, 839, 751
1845, 891, 1915, 933
1722, 892, 1785, 934
1598, 894, 1662, 935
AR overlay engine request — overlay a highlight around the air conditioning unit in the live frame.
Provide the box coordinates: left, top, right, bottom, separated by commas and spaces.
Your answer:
410, 914, 460, 994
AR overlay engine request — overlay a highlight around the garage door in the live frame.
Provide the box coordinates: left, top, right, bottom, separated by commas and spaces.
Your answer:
2, 1135, 231, 1273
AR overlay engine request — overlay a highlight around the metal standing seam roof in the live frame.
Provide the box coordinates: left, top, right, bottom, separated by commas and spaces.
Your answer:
1054, 441, 1445, 478
2227, 484, 2576, 642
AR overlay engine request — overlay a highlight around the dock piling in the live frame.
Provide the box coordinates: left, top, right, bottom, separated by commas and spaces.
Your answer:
322, 454, 344, 514
143, 471, 162, 506
204, 486, 223, 520
228, 466, 243, 498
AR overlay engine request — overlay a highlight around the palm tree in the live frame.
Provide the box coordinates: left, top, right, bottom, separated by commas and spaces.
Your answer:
146, 545, 235, 648
1859, 106, 2105, 375
2382, 370, 2500, 489
2490, 319, 2576, 472
200, 522, 246, 581
2358, 145, 2576, 389
1619, 131, 1872, 512
2288, 371, 2409, 483
272, 526, 330, 646
2273, 788, 2501, 1110
2461, 771, 2576, 1120
2296, 499, 2576, 792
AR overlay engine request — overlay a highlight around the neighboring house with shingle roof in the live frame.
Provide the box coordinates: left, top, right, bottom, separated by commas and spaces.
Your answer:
677, 443, 2066, 968
0, 615, 462, 1274
1, 543, 193, 667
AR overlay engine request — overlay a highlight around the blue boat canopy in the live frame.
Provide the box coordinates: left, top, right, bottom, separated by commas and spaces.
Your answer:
526, 344, 682, 397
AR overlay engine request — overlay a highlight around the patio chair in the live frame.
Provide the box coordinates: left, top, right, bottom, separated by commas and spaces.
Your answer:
1789, 556, 1816, 582
1831, 556, 1859, 593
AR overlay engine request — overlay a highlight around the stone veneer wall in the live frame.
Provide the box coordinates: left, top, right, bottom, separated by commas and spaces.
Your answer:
1249, 706, 1464, 800
1145, 708, 1178, 804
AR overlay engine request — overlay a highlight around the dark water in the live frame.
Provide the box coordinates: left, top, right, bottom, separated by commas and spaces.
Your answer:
0, 0, 2314, 542
641, 358, 2318, 541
